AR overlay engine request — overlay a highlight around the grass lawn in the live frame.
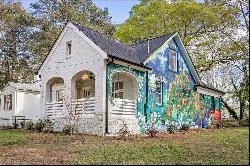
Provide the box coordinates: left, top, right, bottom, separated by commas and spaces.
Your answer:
0, 127, 248, 165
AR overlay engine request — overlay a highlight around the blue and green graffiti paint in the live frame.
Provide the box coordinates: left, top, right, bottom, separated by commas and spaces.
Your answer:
107, 63, 147, 131
144, 38, 222, 130
107, 38, 222, 132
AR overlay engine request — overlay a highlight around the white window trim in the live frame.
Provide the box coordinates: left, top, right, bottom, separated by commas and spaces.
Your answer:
112, 80, 124, 99
169, 48, 178, 72
156, 80, 163, 106
4, 94, 12, 111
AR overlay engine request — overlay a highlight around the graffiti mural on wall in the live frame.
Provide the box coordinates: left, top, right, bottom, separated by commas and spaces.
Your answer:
144, 39, 222, 130
107, 63, 147, 131
106, 39, 222, 133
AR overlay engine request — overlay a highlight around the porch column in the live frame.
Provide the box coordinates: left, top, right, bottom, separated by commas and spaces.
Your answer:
94, 63, 107, 134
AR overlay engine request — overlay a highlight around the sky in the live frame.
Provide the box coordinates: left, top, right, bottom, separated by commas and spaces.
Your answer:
20, 0, 139, 24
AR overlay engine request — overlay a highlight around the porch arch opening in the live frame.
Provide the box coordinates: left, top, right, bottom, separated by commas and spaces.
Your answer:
71, 70, 95, 100
111, 72, 138, 101
46, 77, 64, 102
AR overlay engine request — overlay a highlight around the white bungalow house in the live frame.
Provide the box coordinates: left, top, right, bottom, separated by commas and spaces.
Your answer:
38, 22, 225, 136
0, 81, 41, 126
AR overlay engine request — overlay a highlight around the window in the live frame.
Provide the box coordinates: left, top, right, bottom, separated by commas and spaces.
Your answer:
156, 80, 163, 105
169, 40, 177, 50
66, 41, 72, 56
200, 94, 205, 100
211, 96, 215, 111
4, 94, 12, 111
169, 49, 177, 72
56, 89, 64, 101
83, 90, 91, 98
112, 80, 124, 99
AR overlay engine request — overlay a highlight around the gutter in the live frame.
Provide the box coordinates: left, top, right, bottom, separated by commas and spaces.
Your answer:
144, 71, 149, 125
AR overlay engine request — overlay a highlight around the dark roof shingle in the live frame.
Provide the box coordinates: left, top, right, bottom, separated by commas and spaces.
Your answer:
73, 23, 174, 65
130, 33, 175, 62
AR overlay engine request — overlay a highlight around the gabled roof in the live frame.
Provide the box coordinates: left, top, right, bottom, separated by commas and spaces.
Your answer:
73, 23, 142, 64
72, 23, 174, 66
130, 33, 175, 63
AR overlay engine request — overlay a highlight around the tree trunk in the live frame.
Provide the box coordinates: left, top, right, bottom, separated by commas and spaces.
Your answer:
239, 101, 245, 120
221, 99, 238, 120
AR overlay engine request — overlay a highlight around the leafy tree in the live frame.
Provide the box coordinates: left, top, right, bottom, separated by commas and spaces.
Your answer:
114, 0, 249, 119
0, 1, 34, 88
113, 0, 240, 72
29, 0, 116, 70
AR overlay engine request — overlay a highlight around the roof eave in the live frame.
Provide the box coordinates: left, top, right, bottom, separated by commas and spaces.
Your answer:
108, 55, 151, 71
195, 84, 226, 95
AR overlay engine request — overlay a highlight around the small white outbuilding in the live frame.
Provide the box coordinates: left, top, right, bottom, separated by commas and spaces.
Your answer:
0, 81, 41, 126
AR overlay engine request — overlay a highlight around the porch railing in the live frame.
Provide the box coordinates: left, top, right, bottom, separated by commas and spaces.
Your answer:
45, 101, 65, 118
71, 97, 95, 115
45, 97, 95, 118
111, 98, 137, 116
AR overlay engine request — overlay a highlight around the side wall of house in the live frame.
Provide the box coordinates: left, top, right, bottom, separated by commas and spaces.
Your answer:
144, 38, 222, 130
16, 91, 41, 120
40, 25, 107, 135
0, 86, 16, 126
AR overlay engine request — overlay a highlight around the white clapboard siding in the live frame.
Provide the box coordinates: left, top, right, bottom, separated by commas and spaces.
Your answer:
111, 98, 137, 116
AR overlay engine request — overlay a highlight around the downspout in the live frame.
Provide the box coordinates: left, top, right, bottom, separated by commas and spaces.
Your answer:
144, 71, 149, 125
105, 58, 112, 135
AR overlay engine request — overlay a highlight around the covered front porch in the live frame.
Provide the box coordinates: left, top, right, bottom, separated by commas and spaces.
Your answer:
45, 70, 96, 118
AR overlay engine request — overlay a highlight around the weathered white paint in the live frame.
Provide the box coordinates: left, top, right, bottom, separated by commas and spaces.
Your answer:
15, 91, 41, 119
40, 23, 107, 135
0, 85, 41, 126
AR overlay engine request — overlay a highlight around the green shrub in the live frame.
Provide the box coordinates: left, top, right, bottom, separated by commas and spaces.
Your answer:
206, 124, 212, 129
180, 124, 190, 131
20, 122, 25, 129
12, 123, 19, 129
214, 121, 222, 128
146, 127, 158, 138
62, 124, 73, 135
167, 124, 176, 134
42, 117, 53, 133
220, 120, 239, 128
24, 121, 34, 130
239, 119, 249, 127
118, 122, 130, 139
35, 119, 45, 132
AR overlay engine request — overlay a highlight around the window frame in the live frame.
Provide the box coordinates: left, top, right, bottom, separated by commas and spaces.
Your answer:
66, 41, 72, 57
4, 94, 12, 111
55, 89, 64, 101
156, 79, 163, 106
169, 48, 178, 72
211, 96, 215, 111
112, 80, 124, 99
